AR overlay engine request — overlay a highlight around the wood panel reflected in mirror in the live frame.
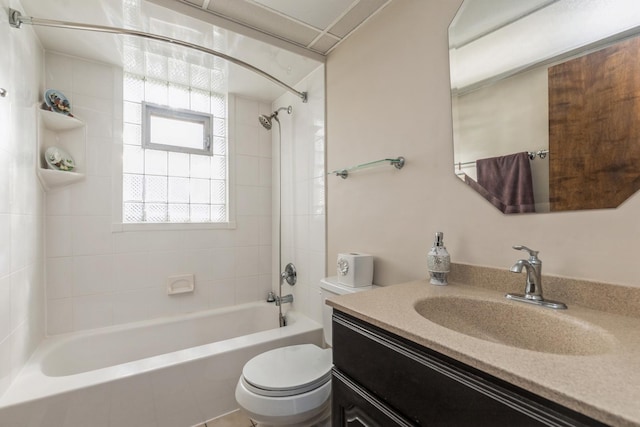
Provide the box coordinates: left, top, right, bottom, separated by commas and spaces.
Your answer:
449, 0, 640, 214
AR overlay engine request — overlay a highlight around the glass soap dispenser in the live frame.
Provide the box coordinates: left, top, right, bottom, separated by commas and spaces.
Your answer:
427, 232, 450, 285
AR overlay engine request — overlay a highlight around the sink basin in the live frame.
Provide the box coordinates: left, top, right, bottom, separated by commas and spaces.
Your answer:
414, 296, 615, 355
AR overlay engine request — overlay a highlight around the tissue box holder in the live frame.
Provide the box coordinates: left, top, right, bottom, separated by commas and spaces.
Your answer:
336, 253, 373, 287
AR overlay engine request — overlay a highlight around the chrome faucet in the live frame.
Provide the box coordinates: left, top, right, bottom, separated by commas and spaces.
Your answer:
275, 294, 293, 306
506, 245, 567, 309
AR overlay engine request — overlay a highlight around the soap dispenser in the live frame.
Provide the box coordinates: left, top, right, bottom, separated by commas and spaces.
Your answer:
427, 232, 450, 285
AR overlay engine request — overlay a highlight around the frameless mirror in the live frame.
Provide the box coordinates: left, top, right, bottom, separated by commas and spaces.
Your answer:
449, 0, 640, 213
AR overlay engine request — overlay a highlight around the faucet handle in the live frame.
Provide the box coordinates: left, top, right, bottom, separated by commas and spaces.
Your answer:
513, 245, 539, 260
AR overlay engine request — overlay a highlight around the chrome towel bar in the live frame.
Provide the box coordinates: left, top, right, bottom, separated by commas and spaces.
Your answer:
330, 157, 405, 179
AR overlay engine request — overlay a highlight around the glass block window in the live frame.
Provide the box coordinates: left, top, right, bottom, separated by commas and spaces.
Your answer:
123, 71, 228, 224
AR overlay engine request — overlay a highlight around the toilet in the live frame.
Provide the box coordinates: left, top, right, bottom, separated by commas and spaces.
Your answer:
235, 277, 375, 426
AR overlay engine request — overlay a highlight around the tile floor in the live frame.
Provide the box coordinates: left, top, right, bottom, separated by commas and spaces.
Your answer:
194, 410, 256, 427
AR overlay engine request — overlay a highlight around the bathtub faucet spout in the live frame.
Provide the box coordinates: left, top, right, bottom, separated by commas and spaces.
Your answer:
275, 294, 293, 306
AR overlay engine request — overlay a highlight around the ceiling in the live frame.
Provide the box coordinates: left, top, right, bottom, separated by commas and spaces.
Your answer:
16, 0, 391, 102
167, 0, 392, 55
449, 0, 557, 48
449, 0, 640, 91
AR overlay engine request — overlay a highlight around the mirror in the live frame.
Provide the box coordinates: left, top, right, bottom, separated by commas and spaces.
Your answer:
449, 0, 640, 213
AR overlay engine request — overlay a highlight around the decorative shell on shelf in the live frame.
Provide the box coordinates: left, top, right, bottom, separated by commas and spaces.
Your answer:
45, 147, 75, 171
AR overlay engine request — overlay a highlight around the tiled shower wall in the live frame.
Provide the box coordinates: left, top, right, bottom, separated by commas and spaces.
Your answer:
276, 66, 326, 324
45, 52, 274, 334
0, 0, 45, 397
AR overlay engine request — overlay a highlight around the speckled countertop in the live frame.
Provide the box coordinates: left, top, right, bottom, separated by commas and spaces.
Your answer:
327, 279, 640, 427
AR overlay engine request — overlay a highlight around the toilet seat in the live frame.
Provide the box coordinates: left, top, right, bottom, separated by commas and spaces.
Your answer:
241, 344, 332, 397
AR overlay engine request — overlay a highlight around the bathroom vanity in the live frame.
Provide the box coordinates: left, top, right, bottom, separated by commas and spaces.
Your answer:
331, 311, 603, 426
327, 276, 640, 427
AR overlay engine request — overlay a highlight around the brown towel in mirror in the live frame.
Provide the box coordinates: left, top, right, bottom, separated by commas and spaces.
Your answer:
474, 152, 536, 214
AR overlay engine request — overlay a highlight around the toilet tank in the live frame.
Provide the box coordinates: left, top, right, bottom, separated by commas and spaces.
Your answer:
319, 277, 376, 347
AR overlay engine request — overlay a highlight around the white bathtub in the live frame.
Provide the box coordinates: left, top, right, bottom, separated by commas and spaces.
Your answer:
0, 302, 322, 427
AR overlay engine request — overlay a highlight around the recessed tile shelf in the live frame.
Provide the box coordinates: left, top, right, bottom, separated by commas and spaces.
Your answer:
36, 107, 86, 191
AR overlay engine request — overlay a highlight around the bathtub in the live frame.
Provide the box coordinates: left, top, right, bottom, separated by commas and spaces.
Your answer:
0, 302, 322, 427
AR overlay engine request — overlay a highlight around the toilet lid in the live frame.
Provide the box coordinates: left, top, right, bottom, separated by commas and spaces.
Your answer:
242, 344, 332, 397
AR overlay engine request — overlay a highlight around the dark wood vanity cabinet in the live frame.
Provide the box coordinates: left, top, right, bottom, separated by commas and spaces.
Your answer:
331, 311, 606, 427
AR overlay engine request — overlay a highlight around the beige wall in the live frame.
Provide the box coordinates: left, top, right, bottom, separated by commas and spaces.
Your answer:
326, 0, 640, 288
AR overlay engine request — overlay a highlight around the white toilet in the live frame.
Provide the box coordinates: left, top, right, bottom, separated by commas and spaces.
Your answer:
235, 277, 374, 426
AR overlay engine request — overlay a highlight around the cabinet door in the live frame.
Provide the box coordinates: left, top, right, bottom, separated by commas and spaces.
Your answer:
332, 369, 413, 427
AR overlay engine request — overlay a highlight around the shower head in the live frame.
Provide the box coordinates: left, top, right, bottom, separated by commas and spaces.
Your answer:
258, 114, 273, 130
258, 105, 292, 130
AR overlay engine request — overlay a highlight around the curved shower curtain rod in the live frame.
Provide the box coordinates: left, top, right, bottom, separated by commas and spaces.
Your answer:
8, 8, 308, 103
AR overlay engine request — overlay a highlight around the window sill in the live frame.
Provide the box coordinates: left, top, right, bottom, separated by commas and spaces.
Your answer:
112, 221, 237, 232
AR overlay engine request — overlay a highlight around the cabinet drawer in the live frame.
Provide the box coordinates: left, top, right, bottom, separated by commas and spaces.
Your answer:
332, 312, 604, 427
332, 368, 413, 427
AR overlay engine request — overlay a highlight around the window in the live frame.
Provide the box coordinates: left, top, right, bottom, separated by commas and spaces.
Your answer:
142, 102, 212, 155
122, 71, 228, 224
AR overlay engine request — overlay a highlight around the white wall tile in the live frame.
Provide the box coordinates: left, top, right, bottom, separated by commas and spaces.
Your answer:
309, 215, 326, 252
236, 186, 261, 216
113, 252, 152, 291
112, 288, 155, 324
73, 294, 113, 331
10, 268, 29, 330
258, 274, 272, 299
145, 231, 185, 253
183, 250, 214, 282
0, 9, 46, 397
235, 124, 260, 156
10, 320, 39, 382
72, 216, 113, 256
70, 176, 112, 216
183, 229, 235, 250
47, 298, 73, 335
86, 137, 113, 177
45, 188, 72, 216
0, 275, 11, 340
234, 215, 260, 247
209, 279, 235, 308
74, 94, 114, 115
75, 106, 114, 139
45, 52, 73, 94
72, 60, 115, 99
235, 97, 260, 126
46, 215, 73, 258
259, 157, 272, 187
0, 214, 10, 277
73, 255, 115, 296
294, 180, 310, 216
0, 151, 11, 214
40, 53, 284, 335
258, 125, 272, 158
258, 215, 272, 246
273, 67, 326, 321
10, 214, 28, 271
259, 187, 272, 216
146, 251, 187, 287
235, 275, 262, 304
235, 155, 260, 186
294, 215, 310, 250
46, 257, 74, 299
259, 246, 271, 275
208, 247, 236, 282
153, 284, 208, 318
235, 246, 260, 277
112, 231, 149, 254
0, 335, 12, 398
